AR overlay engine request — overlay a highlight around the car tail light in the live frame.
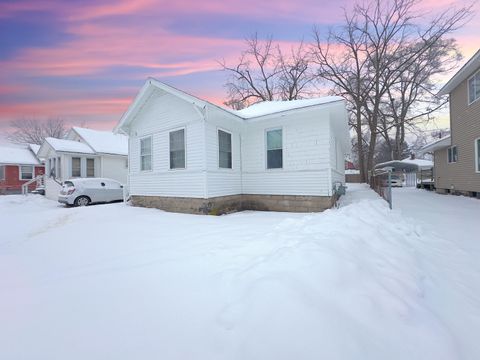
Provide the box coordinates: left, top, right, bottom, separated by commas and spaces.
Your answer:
66, 187, 75, 195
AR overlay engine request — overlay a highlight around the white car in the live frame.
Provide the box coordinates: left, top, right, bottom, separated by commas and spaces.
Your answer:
58, 178, 124, 206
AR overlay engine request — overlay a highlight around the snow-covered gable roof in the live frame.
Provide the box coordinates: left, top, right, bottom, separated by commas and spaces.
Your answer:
419, 136, 451, 155
233, 97, 344, 119
0, 146, 41, 165
28, 144, 41, 155
115, 78, 346, 133
375, 158, 433, 171
71, 127, 128, 156
44, 137, 95, 154
438, 49, 480, 96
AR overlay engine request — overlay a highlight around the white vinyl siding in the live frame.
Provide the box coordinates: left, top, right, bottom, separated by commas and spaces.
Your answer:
0, 165, 4, 180
169, 129, 185, 169
140, 136, 152, 171
86, 158, 95, 177
468, 70, 480, 104
218, 129, 232, 169
447, 146, 458, 163
71, 157, 81, 177
266, 128, 283, 169
20, 165, 33, 180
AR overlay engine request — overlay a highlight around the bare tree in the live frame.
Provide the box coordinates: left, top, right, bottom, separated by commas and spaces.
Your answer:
313, 0, 472, 181
220, 34, 315, 108
8, 118, 66, 145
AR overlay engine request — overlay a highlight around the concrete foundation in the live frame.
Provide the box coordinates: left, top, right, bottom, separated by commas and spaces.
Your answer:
130, 193, 336, 215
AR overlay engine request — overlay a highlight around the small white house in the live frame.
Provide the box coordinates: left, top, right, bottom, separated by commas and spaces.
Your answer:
115, 79, 349, 214
37, 127, 128, 199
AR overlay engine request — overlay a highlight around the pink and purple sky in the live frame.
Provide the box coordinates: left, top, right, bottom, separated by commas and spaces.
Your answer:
0, 0, 478, 134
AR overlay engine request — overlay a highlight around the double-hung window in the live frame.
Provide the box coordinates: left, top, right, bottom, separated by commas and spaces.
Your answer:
20, 165, 33, 180
468, 70, 480, 104
169, 129, 185, 169
140, 137, 152, 171
447, 146, 458, 163
218, 130, 232, 169
266, 128, 283, 169
0, 165, 5, 180
475, 138, 480, 173
86, 158, 95, 177
71, 157, 81, 177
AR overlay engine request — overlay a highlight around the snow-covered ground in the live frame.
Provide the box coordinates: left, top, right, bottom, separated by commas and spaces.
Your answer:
1, 185, 479, 360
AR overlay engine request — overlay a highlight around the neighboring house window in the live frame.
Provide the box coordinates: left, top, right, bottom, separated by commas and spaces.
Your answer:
20, 165, 33, 180
468, 70, 480, 104
218, 130, 232, 169
86, 158, 95, 177
0, 165, 4, 180
72, 157, 81, 177
476, 138, 480, 173
169, 129, 185, 169
140, 137, 152, 171
266, 128, 283, 169
447, 146, 458, 163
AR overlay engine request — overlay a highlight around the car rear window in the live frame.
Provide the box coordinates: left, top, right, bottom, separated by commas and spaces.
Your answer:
63, 181, 74, 187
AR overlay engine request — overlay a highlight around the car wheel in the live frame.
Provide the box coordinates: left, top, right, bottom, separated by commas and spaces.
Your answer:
75, 196, 91, 207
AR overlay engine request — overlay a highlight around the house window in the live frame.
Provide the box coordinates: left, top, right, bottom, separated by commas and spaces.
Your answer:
20, 165, 33, 180
169, 129, 185, 169
140, 137, 152, 171
72, 157, 81, 177
86, 158, 95, 177
476, 139, 480, 173
468, 70, 480, 104
447, 146, 458, 163
0, 166, 4, 180
266, 128, 283, 169
218, 130, 232, 169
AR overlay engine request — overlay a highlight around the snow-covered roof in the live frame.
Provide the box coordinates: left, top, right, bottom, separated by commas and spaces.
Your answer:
375, 158, 433, 171
438, 49, 480, 96
28, 144, 40, 155
232, 97, 344, 119
419, 136, 451, 155
72, 127, 128, 156
115, 78, 346, 133
0, 146, 41, 165
44, 137, 95, 154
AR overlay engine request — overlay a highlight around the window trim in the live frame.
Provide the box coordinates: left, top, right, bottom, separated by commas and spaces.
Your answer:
217, 128, 233, 170
447, 145, 458, 164
71, 157, 82, 177
475, 138, 480, 173
139, 135, 153, 172
19, 165, 34, 180
468, 69, 480, 105
0, 165, 5, 180
169, 127, 186, 170
86, 158, 95, 178
265, 127, 284, 170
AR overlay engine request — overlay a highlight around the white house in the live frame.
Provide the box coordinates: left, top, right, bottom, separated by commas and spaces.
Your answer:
37, 127, 128, 199
115, 79, 349, 214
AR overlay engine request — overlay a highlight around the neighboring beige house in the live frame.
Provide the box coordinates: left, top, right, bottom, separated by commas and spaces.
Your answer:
421, 49, 480, 196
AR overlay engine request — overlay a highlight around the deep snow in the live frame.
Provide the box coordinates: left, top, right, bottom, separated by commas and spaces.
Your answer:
0, 185, 479, 360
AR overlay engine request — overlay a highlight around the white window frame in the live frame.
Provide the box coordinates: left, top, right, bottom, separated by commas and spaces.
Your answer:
468, 69, 480, 105
447, 145, 458, 164
265, 127, 284, 170
475, 138, 480, 173
71, 157, 81, 177
19, 165, 34, 180
0, 165, 5, 180
169, 127, 186, 170
139, 136, 153, 172
86, 158, 95, 177
217, 128, 233, 170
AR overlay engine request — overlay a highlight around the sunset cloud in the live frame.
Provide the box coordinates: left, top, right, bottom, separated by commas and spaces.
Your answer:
0, 0, 477, 132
